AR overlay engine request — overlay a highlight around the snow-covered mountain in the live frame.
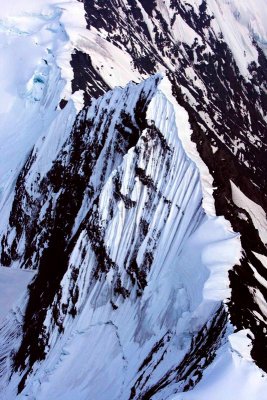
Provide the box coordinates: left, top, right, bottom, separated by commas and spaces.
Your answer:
0, 1, 266, 399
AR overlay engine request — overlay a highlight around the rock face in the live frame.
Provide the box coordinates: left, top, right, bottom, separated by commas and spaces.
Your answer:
0, 0, 266, 399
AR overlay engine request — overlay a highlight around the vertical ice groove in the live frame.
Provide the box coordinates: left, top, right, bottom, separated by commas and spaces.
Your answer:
0, 75, 242, 399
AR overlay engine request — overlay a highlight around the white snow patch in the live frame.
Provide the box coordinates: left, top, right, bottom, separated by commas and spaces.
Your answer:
229, 329, 254, 361
172, 14, 201, 46
76, 26, 144, 89
208, 0, 260, 78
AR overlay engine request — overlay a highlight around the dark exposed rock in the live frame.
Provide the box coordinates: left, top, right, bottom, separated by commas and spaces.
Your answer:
70, 50, 110, 104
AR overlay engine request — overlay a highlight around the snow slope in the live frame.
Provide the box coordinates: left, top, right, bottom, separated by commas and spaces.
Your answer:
171, 339, 267, 400
0, 75, 241, 399
0, 267, 34, 323
0, 0, 266, 398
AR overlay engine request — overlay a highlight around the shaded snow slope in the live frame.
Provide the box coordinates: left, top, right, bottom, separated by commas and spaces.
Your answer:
0, 267, 34, 323
0, 76, 240, 399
